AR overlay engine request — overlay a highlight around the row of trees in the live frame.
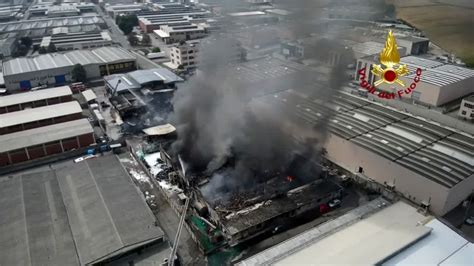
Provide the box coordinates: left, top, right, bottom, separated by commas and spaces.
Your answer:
38, 43, 57, 54
12, 37, 33, 57
116, 14, 138, 35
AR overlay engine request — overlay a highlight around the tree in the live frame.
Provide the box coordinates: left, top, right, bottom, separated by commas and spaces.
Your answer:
127, 33, 139, 46
141, 33, 151, 46
151, 47, 161, 53
71, 64, 87, 83
38, 46, 47, 54
116, 14, 138, 35
12, 42, 28, 57
20, 37, 33, 48
47, 43, 57, 53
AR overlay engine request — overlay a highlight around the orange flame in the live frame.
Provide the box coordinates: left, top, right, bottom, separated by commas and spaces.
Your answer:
379, 30, 400, 68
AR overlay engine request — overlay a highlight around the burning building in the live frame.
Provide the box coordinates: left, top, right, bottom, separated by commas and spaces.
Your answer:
145, 0, 389, 251
159, 143, 343, 247
104, 68, 184, 133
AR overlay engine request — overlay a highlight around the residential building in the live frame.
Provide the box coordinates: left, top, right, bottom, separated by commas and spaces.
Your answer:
2, 47, 136, 91
167, 40, 199, 70
138, 11, 211, 33
153, 23, 207, 44
165, 38, 245, 71
459, 95, 474, 120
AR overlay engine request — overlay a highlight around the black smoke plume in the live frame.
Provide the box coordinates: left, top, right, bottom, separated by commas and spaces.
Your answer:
169, 0, 379, 201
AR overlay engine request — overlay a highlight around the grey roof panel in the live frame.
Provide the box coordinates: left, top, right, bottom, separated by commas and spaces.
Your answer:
55, 156, 164, 264
0, 155, 164, 266
0, 101, 82, 128
0, 86, 72, 107
0, 119, 93, 153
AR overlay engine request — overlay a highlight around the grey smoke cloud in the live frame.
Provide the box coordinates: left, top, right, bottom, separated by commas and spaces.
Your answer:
170, 0, 383, 200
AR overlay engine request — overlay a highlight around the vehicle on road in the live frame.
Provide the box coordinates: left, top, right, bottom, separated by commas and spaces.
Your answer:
74, 154, 97, 163
328, 199, 342, 209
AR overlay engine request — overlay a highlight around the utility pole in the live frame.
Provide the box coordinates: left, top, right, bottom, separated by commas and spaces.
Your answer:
168, 196, 190, 266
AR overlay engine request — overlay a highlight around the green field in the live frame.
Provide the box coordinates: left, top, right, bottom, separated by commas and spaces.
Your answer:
391, 0, 474, 66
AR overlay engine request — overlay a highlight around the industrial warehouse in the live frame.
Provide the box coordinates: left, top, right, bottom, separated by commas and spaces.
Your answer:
2, 46, 136, 91
356, 55, 474, 107
0, 0, 473, 265
257, 89, 473, 215
0, 155, 166, 265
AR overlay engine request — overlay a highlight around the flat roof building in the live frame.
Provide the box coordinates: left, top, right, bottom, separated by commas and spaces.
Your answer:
0, 155, 165, 264
153, 23, 208, 44
0, 86, 73, 114
459, 95, 474, 120
2, 47, 136, 91
138, 11, 211, 33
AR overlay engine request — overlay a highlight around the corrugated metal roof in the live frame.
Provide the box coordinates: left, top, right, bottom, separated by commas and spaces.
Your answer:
0, 86, 72, 107
3, 47, 135, 76
0, 101, 82, 128
0, 119, 93, 152
257, 90, 474, 188
0, 15, 104, 33
0, 155, 165, 265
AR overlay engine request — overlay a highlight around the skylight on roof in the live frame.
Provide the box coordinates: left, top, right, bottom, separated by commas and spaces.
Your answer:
432, 144, 474, 166
384, 125, 424, 144
353, 113, 370, 122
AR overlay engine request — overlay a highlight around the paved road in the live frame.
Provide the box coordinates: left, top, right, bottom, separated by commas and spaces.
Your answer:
117, 152, 206, 265
97, 8, 130, 49
132, 51, 163, 69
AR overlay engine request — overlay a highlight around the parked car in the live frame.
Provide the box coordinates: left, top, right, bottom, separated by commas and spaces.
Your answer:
328, 199, 342, 209
74, 154, 97, 163
465, 216, 474, 226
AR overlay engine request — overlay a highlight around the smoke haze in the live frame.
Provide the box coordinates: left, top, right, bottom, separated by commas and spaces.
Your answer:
170, 0, 383, 200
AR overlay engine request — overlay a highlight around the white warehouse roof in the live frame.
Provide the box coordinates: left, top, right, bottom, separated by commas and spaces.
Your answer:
0, 86, 72, 108
2, 47, 135, 76
238, 201, 473, 265
0, 101, 82, 128
0, 119, 93, 153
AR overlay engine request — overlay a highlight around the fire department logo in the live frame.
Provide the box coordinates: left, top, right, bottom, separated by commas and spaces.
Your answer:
372, 30, 409, 87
